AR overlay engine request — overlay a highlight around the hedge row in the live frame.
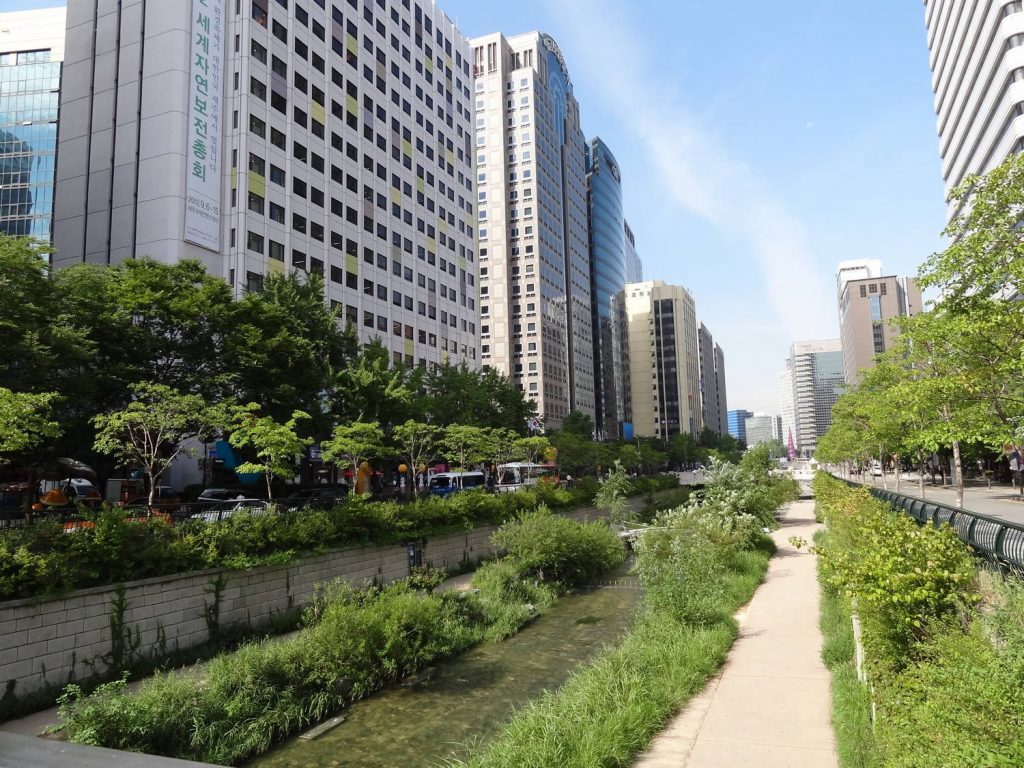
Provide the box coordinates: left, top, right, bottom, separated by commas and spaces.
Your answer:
813, 473, 1024, 768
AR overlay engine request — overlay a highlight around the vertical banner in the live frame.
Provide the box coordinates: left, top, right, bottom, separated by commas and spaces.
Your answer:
184, 0, 224, 251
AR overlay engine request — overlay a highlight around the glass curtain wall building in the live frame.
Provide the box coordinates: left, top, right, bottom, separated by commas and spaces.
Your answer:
586, 136, 627, 440
0, 8, 65, 241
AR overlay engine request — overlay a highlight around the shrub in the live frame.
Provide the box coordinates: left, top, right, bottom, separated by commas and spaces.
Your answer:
490, 505, 627, 587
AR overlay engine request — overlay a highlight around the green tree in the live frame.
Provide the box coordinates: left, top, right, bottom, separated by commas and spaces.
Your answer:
489, 427, 522, 467
514, 435, 552, 465
93, 383, 227, 505
558, 410, 594, 439
439, 424, 491, 470
322, 421, 387, 491
0, 388, 61, 459
226, 272, 357, 433
335, 340, 418, 430
550, 431, 596, 477
595, 461, 633, 526
391, 420, 439, 491
228, 405, 312, 500
667, 431, 699, 467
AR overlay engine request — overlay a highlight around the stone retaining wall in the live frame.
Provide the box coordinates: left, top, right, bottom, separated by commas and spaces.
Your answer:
0, 505, 604, 702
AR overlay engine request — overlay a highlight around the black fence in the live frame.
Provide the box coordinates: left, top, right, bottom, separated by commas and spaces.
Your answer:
864, 485, 1024, 574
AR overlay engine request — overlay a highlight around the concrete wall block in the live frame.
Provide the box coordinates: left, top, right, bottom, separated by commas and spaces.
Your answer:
2, 658, 33, 682
75, 627, 106, 649
0, 630, 28, 653
80, 613, 108, 634
26, 624, 57, 645
14, 614, 43, 632
45, 635, 77, 656
31, 651, 65, 676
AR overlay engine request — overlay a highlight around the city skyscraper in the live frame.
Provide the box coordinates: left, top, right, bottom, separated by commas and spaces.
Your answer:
778, 339, 844, 457
838, 265, 922, 384
52, 0, 480, 370
727, 408, 752, 444
470, 31, 594, 427
623, 280, 700, 439
585, 136, 627, 440
924, 1, 1024, 222
0, 7, 65, 241
697, 322, 728, 437
743, 413, 780, 448
624, 219, 642, 283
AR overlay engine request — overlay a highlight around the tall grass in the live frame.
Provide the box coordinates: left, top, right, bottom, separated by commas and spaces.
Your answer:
815, 530, 874, 768
446, 536, 774, 768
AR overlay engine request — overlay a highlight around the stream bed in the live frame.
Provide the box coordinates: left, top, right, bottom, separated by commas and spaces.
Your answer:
249, 569, 643, 768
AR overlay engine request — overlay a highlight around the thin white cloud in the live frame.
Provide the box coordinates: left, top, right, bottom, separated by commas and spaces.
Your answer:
546, 0, 835, 344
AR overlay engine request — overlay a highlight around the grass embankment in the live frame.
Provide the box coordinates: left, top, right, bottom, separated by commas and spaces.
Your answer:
447, 447, 796, 768
56, 507, 627, 766
814, 473, 1024, 768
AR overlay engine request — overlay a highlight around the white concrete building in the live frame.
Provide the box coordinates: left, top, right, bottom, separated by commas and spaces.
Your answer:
53, 0, 479, 369
624, 280, 700, 440
743, 413, 779, 448
924, 0, 1024, 221
469, 31, 594, 427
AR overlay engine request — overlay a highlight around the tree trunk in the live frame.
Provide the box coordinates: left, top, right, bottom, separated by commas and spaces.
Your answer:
894, 454, 901, 493
148, 470, 157, 507
918, 452, 926, 498
266, 471, 274, 501
879, 447, 888, 490
952, 440, 964, 508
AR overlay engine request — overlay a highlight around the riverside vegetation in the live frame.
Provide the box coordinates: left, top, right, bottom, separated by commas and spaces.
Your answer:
0, 477, 673, 602
445, 446, 797, 768
56, 505, 627, 765
813, 473, 1024, 768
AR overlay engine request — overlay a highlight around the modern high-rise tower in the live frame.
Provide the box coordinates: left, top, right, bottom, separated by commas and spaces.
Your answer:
924, 1, 1024, 222
586, 136, 627, 440
0, 7, 65, 241
837, 263, 922, 385
470, 31, 594, 427
778, 339, 844, 457
53, 0, 480, 370
623, 280, 700, 439
624, 219, 642, 283
697, 321, 727, 437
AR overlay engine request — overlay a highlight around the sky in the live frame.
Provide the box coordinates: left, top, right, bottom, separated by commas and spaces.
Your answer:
6, 0, 949, 415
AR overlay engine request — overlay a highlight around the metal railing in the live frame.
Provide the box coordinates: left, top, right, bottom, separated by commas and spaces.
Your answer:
863, 485, 1024, 573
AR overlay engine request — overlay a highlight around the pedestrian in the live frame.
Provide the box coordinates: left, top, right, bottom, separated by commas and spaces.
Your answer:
565, 473, 573, 489
1011, 451, 1024, 498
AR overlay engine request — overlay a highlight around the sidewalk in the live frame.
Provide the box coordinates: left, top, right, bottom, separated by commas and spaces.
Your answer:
850, 474, 1024, 526
635, 499, 836, 768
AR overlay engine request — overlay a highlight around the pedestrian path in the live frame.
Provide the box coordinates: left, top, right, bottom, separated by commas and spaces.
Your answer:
848, 474, 1024, 526
634, 499, 837, 768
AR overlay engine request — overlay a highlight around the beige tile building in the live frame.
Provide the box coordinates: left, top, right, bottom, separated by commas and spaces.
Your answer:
624, 280, 700, 439
838, 273, 921, 384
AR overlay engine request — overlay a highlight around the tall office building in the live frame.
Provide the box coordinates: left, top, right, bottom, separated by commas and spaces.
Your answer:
624, 280, 700, 439
624, 219, 642, 283
924, 1, 1024, 222
727, 408, 752, 444
838, 266, 922, 384
470, 31, 594, 427
53, 0, 479, 370
836, 258, 881, 296
779, 339, 844, 457
585, 136, 627, 440
0, 7, 65, 241
697, 322, 728, 437
744, 413, 779, 448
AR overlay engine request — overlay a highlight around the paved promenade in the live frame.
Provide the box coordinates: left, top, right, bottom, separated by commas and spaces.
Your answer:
851, 473, 1024, 525
635, 499, 837, 768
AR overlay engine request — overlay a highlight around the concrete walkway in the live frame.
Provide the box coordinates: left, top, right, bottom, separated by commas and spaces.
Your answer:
635, 499, 836, 768
849, 474, 1024, 525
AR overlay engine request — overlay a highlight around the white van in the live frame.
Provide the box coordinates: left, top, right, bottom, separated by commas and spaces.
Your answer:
495, 462, 559, 493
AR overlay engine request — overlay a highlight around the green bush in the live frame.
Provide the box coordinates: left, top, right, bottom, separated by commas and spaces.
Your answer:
490, 505, 627, 587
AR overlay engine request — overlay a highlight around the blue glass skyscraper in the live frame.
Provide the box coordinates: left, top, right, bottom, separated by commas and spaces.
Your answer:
0, 9, 64, 242
586, 137, 627, 440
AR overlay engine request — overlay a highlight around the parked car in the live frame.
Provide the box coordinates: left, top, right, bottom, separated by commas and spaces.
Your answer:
282, 485, 348, 510
197, 488, 250, 502
117, 486, 181, 508
189, 498, 270, 523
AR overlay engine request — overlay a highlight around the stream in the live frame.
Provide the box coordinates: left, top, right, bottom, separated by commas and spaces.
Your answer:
248, 566, 643, 768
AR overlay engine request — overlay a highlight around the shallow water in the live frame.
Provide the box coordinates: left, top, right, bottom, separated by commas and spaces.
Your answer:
249, 569, 642, 768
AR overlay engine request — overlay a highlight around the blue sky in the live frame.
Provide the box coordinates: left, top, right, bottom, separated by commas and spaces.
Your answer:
8, 0, 947, 414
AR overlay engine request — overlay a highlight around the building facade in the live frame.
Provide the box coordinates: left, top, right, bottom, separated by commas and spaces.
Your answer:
779, 339, 844, 457
53, 0, 480, 370
697, 322, 727, 437
0, 7, 65, 241
470, 31, 594, 427
838, 270, 922, 384
624, 280, 700, 439
727, 408, 752, 445
585, 136, 626, 440
624, 218, 642, 283
743, 413, 779, 448
924, 0, 1024, 221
